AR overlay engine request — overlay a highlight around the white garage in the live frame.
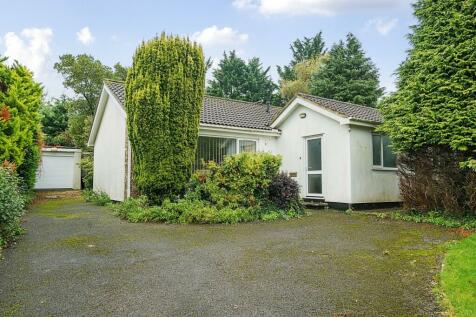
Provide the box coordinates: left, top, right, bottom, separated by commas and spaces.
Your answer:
34, 148, 82, 190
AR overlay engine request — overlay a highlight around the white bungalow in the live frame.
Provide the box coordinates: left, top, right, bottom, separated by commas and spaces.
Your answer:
88, 80, 400, 209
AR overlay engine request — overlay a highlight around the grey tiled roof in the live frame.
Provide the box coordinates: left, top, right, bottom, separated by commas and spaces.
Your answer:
104, 80, 281, 131
297, 93, 383, 123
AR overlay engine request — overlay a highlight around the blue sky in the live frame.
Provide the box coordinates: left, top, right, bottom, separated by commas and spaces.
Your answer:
0, 0, 415, 98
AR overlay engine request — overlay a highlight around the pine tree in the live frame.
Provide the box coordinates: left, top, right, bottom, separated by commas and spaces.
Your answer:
125, 34, 205, 202
309, 33, 383, 107
277, 32, 326, 81
378, 0, 476, 169
207, 51, 280, 105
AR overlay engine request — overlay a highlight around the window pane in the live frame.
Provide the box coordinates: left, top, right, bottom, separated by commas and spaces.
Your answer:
372, 134, 382, 166
195, 136, 236, 169
308, 174, 322, 194
382, 135, 397, 168
239, 140, 256, 153
307, 138, 321, 171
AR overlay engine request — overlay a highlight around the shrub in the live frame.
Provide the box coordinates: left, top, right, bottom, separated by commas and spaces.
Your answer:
125, 34, 205, 203
80, 154, 93, 189
0, 167, 26, 247
268, 172, 303, 211
111, 196, 148, 222
83, 189, 111, 206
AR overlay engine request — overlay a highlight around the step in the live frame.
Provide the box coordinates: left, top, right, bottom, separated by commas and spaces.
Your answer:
302, 201, 329, 210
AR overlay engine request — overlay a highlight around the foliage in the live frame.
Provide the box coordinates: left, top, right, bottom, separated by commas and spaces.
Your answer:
54, 54, 128, 149
125, 34, 205, 203
80, 154, 93, 189
277, 32, 326, 81
310, 33, 383, 107
0, 57, 43, 191
398, 147, 476, 215
375, 210, 476, 230
268, 172, 302, 210
40, 96, 74, 146
279, 55, 328, 101
82, 189, 111, 206
207, 50, 281, 105
440, 234, 476, 317
377, 0, 475, 170
112, 153, 304, 224
0, 167, 26, 247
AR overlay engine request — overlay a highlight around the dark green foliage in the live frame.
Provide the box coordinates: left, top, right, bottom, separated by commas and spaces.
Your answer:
378, 0, 476, 170
82, 189, 111, 206
310, 33, 383, 107
112, 152, 304, 224
0, 167, 26, 247
80, 155, 93, 189
40, 96, 74, 146
375, 210, 476, 230
54, 54, 128, 149
278, 32, 327, 81
268, 173, 302, 210
0, 58, 42, 191
207, 51, 281, 105
126, 34, 205, 203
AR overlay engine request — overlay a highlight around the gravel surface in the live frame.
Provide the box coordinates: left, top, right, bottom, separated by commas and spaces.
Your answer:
0, 197, 460, 316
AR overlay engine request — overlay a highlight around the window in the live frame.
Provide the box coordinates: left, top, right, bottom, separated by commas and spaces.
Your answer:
194, 136, 256, 169
372, 134, 397, 168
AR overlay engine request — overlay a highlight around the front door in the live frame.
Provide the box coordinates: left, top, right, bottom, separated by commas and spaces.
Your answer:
306, 137, 322, 197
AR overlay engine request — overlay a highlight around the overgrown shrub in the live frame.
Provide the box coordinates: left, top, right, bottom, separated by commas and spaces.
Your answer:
125, 34, 205, 203
268, 172, 302, 210
111, 152, 304, 224
398, 146, 476, 215
80, 154, 93, 189
0, 167, 26, 247
82, 189, 111, 206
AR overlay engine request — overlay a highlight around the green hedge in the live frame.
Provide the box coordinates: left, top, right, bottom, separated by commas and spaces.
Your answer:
0, 167, 26, 248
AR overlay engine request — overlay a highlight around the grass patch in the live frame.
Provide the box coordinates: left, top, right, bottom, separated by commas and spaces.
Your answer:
82, 190, 112, 206
56, 235, 100, 248
369, 210, 476, 230
439, 234, 476, 317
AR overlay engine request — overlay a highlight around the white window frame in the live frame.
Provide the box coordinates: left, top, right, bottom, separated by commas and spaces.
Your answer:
372, 134, 397, 170
237, 139, 257, 153
305, 136, 323, 197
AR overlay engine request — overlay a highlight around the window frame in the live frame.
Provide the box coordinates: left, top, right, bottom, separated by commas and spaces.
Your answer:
372, 133, 397, 170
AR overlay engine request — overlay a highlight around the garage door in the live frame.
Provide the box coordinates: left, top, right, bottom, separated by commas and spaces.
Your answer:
35, 152, 76, 189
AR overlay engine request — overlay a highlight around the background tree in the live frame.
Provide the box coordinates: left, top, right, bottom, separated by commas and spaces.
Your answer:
279, 55, 328, 102
277, 32, 326, 82
126, 34, 205, 203
310, 33, 383, 107
52, 54, 128, 148
207, 51, 281, 105
0, 57, 42, 191
378, 0, 476, 214
40, 96, 74, 146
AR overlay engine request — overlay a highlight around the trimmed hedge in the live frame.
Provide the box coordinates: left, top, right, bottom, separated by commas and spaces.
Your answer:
0, 167, 26, 247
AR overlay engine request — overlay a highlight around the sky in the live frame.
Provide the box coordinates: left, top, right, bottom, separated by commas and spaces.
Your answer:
0, 0, 415, 98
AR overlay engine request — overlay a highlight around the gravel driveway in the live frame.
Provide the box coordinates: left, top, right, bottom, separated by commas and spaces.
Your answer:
0, 197, 459, 316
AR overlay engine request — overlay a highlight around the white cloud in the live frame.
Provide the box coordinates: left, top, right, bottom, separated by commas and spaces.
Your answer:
76, 26, 94, 45
233, 0, 406, 16
3, 27, 53, 79
366, 18, 398, 35
191, 26, 248, 47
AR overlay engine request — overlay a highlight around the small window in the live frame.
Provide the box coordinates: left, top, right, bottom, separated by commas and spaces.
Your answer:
239, 140, 256, 153
372, 134, 397, 168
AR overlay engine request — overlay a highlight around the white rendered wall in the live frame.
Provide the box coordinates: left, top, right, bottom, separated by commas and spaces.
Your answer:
349, 126, 400, 203
93, 96, 126, 201
274, 104, 351, 203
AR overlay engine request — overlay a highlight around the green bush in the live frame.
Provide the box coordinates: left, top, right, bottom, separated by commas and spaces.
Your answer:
82, 189, 111, 206
0, 167, 26, 247
80, 154, 93, 189
126, 34, 205, 203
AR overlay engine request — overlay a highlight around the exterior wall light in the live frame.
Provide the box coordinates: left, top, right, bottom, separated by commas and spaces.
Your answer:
299, 113, 306, 119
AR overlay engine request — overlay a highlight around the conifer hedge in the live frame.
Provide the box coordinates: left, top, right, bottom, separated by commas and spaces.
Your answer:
125, 34, 205, 203
0, 58, 43, 191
